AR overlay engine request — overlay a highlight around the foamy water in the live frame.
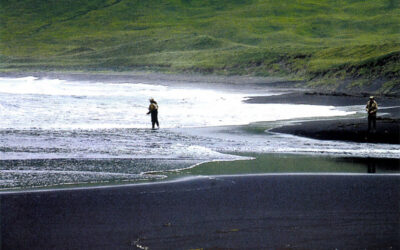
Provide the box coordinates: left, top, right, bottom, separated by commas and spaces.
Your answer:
0, 76, 398, 189
0, 76, 350, 129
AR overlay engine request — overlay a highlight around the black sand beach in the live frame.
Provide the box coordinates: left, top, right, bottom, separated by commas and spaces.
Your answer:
245, 92, 400, 107
2, 175, 399, 250
246, 92, 400, 144
271, 117, 400, 144
1, 73, 399, 249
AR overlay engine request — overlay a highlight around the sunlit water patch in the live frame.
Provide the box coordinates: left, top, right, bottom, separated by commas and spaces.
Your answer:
0, 76, 350, 129
177, 124, 400, 159
1, 76, 398, 189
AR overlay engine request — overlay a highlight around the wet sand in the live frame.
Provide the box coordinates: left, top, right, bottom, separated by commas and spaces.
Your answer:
271, 117, 400, 144
1, 73, 399, 249
2, 174, 399, 249
246, 92, 400, 144
245, 92, 400, 107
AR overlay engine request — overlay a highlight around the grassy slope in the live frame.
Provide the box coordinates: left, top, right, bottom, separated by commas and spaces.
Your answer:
1, 0, 399, 93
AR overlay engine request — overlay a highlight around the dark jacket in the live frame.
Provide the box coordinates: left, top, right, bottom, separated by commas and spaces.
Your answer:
147, 101, 159, 122
366, 100, 378, 116
148, 102, 158, 114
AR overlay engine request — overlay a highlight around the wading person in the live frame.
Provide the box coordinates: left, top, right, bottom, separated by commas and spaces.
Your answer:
147, 98, 159, 129
365, 96, 378, 132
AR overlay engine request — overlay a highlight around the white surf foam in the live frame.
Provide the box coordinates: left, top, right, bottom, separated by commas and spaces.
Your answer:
0, 77, 353, 130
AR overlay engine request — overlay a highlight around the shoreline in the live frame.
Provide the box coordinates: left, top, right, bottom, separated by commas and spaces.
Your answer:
1, 152, 399, 193
245, 92, 400, 144
3, 172, 399, 195
270, 117, 400, 144
2, 72, 400, 248
0, 70, 299, 88
1, 73, 399, 191
2, 174, 399, 249
245, 91, 400, 106
1, 71, 399, 97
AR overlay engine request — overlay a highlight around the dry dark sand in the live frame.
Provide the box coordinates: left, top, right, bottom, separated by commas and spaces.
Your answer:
2, 175, 399, 249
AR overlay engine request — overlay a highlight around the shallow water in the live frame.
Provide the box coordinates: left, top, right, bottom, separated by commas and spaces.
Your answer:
0, 76, 399, 189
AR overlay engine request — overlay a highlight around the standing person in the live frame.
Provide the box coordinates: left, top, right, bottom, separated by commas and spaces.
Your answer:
365, 96, 378, 132
147, 98, 159, 129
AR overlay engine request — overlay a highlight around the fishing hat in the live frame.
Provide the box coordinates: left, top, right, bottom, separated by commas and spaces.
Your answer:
369, 96, 374, 99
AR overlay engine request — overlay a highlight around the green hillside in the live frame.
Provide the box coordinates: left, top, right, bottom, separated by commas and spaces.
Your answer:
1, 0, 399, 92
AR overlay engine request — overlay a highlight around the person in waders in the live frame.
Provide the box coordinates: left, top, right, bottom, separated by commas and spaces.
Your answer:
365, 96, 378, 133
147, 98, 159, 129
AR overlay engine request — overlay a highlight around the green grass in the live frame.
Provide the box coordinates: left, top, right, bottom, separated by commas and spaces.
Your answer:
1, 0, 399, 93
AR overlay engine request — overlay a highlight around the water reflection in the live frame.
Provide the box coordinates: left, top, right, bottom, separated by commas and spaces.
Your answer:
367, 158, 376, 173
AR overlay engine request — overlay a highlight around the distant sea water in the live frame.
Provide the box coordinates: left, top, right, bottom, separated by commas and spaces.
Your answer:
1, 76, 399, 189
